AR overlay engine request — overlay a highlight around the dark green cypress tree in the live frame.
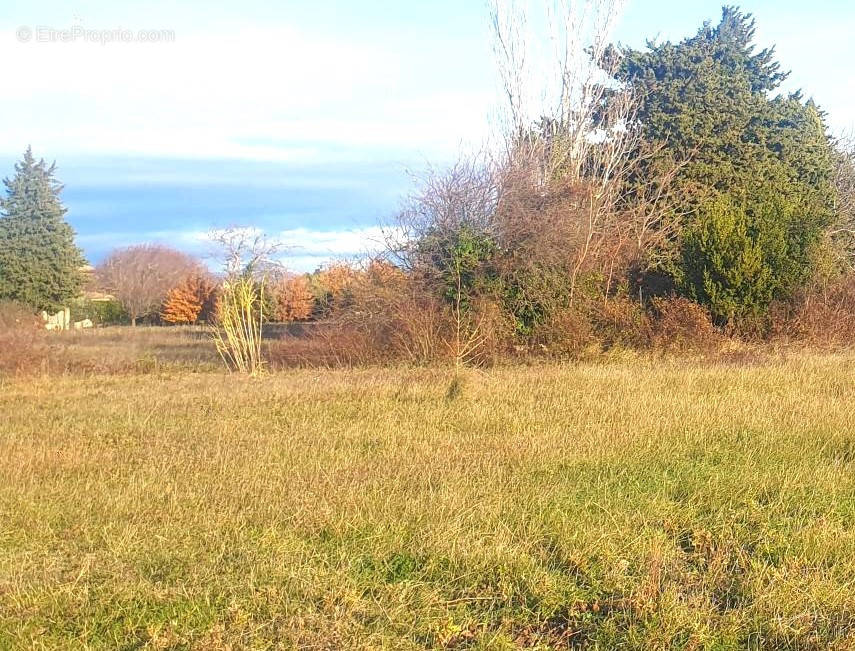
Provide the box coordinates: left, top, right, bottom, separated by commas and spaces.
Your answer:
615, 6, 837, 323
0, 147, 87, 312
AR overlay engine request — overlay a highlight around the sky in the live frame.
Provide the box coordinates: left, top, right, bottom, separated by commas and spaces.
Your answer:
1, 0, 853, 271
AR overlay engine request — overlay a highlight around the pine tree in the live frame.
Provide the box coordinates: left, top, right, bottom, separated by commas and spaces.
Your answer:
0, 147, 86, 312
615, 6, 837, 322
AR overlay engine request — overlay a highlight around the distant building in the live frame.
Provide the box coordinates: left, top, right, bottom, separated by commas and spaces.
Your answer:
42, 307, 71, 331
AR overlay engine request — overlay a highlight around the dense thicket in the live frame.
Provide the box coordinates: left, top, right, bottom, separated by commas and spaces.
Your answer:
615, 6, 838, 323
268, 4, 854, 367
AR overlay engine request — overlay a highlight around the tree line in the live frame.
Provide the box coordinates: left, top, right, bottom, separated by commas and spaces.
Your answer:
1, 4, 854, 369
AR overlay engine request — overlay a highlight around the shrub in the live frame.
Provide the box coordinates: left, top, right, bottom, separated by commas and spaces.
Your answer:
677, 193, 825, 326
214, 274, 265, 375
771, 276, 855, 347
267, 324, 387, 369
589, 295, 653, 350
0, 301, 49, 376
267, 262, 515, 368
529, 307, 595, 359
331, 271, 452, 366
650, 296, 722, 353
677, 195, 772, 325
70, 297, 129, 325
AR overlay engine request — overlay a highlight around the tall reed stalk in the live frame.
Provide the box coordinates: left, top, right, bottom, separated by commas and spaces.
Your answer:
213, 273, 265, 375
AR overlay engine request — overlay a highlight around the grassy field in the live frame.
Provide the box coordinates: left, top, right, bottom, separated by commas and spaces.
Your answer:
51, 326, 221, 372
2, 334, 855, 648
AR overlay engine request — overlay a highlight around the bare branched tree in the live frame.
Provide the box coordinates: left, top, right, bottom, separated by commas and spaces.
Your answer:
389, 157, 500, 269
490, 0, 531, 137
386, 156, 503, 368
209, 227, 283, 375
96, 244, 201, 326
489, 0, 689, 308
209, 227, 281, 279
490, 0, 630, 184
489, 0, 642, 307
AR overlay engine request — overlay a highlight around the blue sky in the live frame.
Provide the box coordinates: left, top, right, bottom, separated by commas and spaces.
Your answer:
1, 0, 853, 271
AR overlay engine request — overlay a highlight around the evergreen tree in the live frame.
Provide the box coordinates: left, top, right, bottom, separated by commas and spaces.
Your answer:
0, 147, 86, 312
615, 6, 837, 322
680, 194, 772, 323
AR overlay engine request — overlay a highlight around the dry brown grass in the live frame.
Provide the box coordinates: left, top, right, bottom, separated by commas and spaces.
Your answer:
2, 352, 855, 648
772, 276, 855, 348
42, 325, 220, 374
0, 301, 51, 376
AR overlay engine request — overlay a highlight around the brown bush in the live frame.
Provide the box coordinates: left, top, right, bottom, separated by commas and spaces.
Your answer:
267, 260, 516, 368
589, 295, 653, 350
267, 324, 382, 368
466, 297, 516, 366
771, 276, 855, 347
0, 301, 50, 376
650, 296, 722, 353
343, 268, 514, 367
529, 307, 596, 359
268, 267, 448, 368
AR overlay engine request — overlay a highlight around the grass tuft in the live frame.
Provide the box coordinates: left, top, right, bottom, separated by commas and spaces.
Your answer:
444, 374, 465, 401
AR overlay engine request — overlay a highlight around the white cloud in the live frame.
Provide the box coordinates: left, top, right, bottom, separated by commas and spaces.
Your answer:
79, 225, 394, 272
0, 24, 493, 162
277, 226, 388, 257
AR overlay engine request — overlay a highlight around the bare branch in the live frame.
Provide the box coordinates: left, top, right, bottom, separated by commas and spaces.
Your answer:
96, 244, 201, 326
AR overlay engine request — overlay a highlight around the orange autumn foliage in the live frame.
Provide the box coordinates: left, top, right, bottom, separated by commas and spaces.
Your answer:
273, 274, 314, 322
161, 273, 218, 324
318, 263, 359, 298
